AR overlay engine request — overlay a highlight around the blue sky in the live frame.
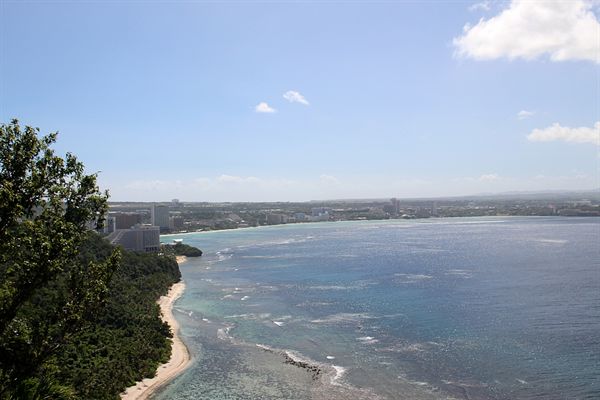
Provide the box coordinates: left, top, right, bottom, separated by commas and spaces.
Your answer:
1, 0, 598, 201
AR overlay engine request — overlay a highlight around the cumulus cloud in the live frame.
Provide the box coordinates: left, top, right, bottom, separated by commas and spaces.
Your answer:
469, 1, 491, 12
255, 102, 276, 113
319, 174, 340, 185
283, 90, 310, 105
517, 110, 534, 120
454, 0, 600, 63
527, 121, 600, 145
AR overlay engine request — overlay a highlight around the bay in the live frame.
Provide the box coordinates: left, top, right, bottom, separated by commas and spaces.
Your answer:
154, 217, 600, 400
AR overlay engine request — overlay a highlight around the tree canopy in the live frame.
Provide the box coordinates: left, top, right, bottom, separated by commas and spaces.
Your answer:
0, 120, 120, 398
0, 120, 182, 399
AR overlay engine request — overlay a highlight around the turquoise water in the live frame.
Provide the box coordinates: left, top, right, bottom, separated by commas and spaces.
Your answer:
154, 217, 600, 400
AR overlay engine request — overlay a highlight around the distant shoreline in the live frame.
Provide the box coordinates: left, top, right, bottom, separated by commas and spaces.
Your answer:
160, 215, 576, 239
120, 258, 191, 400
160, 223, 271, 238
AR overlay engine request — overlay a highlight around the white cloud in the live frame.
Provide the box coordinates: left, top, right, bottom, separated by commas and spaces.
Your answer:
527, 121, 600, 145
454, 0, 600, 63
517, 110, 534, 120
319, 174, 340, 185
478, 173, 500, 182
283, 90, 310, 105
255, 102, 276, 113
469, 1, 491, 12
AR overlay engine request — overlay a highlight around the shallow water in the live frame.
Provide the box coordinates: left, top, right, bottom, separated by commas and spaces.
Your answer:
154, 217, 600, 400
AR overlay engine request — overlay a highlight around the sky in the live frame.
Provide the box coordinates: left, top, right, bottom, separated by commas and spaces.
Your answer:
1, 0, 599, 202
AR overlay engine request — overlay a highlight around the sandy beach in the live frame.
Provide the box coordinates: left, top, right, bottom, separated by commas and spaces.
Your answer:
120, 262, 190, 400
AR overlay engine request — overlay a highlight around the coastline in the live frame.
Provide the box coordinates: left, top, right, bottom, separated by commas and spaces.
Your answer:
120, 257, 191, 400
159, 216, 526, 239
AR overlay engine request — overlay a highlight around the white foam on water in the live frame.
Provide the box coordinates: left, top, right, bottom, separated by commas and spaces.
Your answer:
273, 321, 285, 327
330, 365, 347, 385
356, 336, 379, 344
223, 313, 273, 321
394, 273, 434, 283
217, 326, 233, 341
241, 295, 250, 301
224, 313, 251, 319
311, 313, 374, 324
296, 301, 335, 307
251, 343, 384, 399
536, 239, 568, 244
256, 343, 273, 352
445, 269, 473, 278
394, 273, 432, 280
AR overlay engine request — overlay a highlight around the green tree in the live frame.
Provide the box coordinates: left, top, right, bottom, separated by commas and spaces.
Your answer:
0, 120, 120, 399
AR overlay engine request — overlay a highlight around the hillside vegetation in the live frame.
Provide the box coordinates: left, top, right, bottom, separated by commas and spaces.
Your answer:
0, 120, 182, 399
56, 234, 182, 399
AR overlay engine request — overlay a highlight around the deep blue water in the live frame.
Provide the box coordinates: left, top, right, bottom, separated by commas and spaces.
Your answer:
154, 217, 600, 400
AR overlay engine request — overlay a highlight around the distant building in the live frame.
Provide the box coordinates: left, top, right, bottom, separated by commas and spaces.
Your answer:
169, 215, 185, 230
384, 198, 402, 215
311, 207, 331, 217
391, 198, 400, 214
572, 199, 592, 206
151, 204, 170, 232
107, 224, 160, 252
227, 213, 242, 223
110, 212, 143, 229
310, 213, 330, 222
267, 213, 288, 225
103, 216, 116, 233
294, 212, 307, 222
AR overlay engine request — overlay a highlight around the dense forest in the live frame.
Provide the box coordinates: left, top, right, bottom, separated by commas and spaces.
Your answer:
0, 120, 182, 399
58, 234, 181, 399
1, 232, 182, 400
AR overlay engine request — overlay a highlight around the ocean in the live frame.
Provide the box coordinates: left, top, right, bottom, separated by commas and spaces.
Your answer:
153, 217, 600, 400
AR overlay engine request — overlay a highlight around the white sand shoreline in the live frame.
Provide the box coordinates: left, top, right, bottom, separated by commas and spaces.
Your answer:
120, 257, 191, 400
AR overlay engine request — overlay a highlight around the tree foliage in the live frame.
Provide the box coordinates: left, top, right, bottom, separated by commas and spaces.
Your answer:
0, 120, 181, 399
55, 234, 180, 399
0, 120, 120, 398
162, 242, 203, 257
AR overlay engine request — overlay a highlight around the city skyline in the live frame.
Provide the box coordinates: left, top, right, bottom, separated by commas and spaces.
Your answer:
1, 0, 599, 201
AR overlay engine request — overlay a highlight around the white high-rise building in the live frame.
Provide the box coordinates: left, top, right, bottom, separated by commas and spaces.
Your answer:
106, 224, 160, 253
151, 204, 170, 231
